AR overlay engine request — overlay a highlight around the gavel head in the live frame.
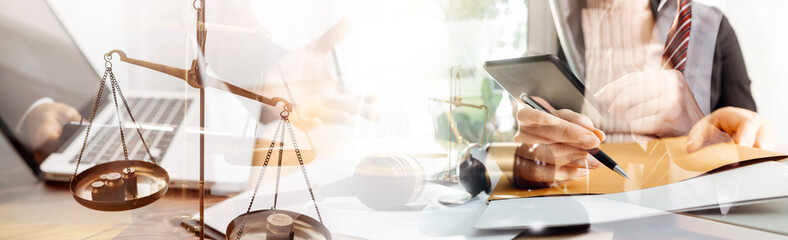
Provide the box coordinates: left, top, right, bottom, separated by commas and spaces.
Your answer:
353, 155, 424, 210
457, 144, 491, 197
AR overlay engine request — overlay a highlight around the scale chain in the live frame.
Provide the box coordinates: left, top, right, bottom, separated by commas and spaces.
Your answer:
72, 69, 108, 180
235, 113, 324, 239
235, 118, 284, 240
108, 71, 157, 164
234, 51, 325, 239
108, 72, 130, 165
273, 120, 286, 209
72, 56, 159, 182
277, 61, 323, 222
285, 117, 323, 223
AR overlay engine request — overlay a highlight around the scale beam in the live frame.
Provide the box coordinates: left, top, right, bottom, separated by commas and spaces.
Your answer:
106, 49, 293, 111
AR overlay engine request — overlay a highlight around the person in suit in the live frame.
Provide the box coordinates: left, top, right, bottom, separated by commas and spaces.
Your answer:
511, 0, 773, 186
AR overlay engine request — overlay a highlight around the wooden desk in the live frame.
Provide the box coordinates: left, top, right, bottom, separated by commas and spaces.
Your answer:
0, 135, 310, 239
0, 136, 229, 239
3, 133, 788, 239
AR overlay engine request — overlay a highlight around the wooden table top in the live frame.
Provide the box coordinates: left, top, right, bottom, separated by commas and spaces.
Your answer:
0, 145, 232, 239
0, 167, 230, 239
0, 128, 323, 239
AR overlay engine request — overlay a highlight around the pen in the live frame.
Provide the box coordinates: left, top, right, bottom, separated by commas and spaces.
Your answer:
518, 93, 630, 179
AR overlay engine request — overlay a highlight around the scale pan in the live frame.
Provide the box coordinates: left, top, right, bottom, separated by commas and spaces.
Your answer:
226, 209, 330, 240
70, 160, 169, 211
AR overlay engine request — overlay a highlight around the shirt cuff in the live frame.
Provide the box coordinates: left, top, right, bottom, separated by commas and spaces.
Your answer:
15, 97, 54, 134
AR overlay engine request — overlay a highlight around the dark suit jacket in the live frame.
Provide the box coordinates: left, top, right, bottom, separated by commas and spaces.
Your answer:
558, 0, 756, 112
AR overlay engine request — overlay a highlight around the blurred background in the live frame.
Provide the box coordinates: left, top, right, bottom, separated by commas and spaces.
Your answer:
35, 0, 785, 146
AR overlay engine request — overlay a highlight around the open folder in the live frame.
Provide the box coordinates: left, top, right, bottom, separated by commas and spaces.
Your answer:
490, 137, 787, 201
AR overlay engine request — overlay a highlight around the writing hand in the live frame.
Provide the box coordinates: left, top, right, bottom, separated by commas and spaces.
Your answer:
512, 97, 604, 188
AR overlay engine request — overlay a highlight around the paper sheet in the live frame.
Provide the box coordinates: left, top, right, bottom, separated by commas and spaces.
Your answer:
490, 137, 787, 200
476, 160, 788, 230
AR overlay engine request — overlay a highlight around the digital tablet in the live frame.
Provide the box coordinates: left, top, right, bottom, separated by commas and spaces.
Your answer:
484, 55, 606, 121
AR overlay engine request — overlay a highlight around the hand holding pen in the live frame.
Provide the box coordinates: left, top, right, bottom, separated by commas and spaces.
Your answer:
512, 95, 628, 188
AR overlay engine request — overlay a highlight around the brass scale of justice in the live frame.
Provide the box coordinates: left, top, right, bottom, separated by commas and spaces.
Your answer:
68, 1, 330, 239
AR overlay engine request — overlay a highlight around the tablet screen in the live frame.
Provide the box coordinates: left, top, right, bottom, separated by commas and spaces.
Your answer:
484, 55, 607, 124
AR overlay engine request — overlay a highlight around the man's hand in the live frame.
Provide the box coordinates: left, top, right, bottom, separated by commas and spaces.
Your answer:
512, 98, 604, 188
687, 107, 774, 152
18, 102, 81, 155
594, 70, 704, 138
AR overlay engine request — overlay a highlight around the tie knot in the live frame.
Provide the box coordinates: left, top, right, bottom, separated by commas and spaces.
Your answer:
679, 0, 691, 9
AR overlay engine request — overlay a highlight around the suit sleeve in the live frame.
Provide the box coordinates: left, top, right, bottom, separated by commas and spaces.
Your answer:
709, 16, 757, 112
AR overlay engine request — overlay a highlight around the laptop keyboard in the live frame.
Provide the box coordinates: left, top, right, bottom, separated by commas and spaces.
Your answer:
70, 97, 191, 165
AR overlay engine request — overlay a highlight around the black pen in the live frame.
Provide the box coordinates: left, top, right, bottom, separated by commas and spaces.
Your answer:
519, 93, 630, 179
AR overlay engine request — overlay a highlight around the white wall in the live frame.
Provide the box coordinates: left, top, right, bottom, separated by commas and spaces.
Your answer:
697, 0, 788, 145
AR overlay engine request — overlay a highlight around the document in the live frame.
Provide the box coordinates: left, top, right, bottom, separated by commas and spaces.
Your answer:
490, 137, 787, 200
476, 137, 788, 230
477, 160, 788, 229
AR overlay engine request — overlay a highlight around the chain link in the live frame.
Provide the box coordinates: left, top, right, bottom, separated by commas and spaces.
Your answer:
235, 119, 284, 240
72, 69, 108, 180
277, 66, 323, 223
285, 117, 323, 223
108, 73, 130, 163
273, 120, 286, 209
108, 71, 157, 164
277, 65, 298, 111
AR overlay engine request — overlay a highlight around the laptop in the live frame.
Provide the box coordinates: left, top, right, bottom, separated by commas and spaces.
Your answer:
0, 0, 258, 193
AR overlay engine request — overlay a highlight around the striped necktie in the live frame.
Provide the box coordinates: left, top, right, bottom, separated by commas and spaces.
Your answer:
663, 0, 692, 73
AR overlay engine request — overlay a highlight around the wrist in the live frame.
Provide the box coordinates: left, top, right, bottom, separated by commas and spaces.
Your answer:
15, 97, 54, 135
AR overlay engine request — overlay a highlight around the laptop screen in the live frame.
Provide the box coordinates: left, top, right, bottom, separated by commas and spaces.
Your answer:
0, 0, 100, 174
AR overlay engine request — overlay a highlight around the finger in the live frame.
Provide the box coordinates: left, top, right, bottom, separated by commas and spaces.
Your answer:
624, 103, 693, 138
553, 109, 605, 142
311, 18, 352, 53
531, 96, 556, 111
593, 72, 650, 103
60, 104, 82, 122
515, 142, 598, 167
516, 106, 562, 127
565, 156, 602, 169
731, 114, 761, 148
687, 117, 711, 152
42, 124, 62, 143
34, 121, 63, 151
554, 109, 594, 130
517, 106, 599, 149
597, 71, 685, 107
613, 93, 667, 118
627, 114, 683, 136
754, 119, 775, 151
514, 130, 558, 145
518, 122, 600, 149
516, 142, 585, 158
686, 117, 732, 153
514, 157, 589, 184
621, 97, 681, 126
602, 71, 698, 122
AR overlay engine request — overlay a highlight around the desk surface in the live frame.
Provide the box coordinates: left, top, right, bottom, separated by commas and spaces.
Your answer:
2, 134, 788, 239
686, 145, 788, 236
0, 135, 225, 239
